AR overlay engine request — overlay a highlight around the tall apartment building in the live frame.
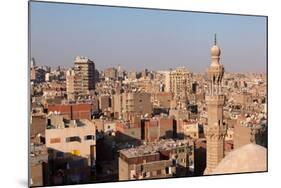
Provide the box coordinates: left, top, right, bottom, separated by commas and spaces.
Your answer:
31, 67, 46, 83
45, 114, 96, 184
118, 139, 194, 181
170, 67, 193, 97
66, 69, 75, 100
112, 92, 152, 120
66, 56, 95, 97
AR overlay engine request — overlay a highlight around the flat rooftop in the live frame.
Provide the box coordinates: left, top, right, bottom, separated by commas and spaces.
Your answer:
120, 139, 192, 158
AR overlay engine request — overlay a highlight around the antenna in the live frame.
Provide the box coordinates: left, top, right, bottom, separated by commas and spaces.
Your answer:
214, 33, 217, 45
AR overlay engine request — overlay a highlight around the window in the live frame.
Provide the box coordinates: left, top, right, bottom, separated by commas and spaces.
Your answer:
157, 170, 162, 175
165, 167, 169, 174
50, 137, 61, 144
66, 136, 81, 143
143, 172, 147, 177
84, 135, 95, 140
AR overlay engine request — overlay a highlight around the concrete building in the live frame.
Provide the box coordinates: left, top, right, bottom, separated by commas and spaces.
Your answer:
116, 119, 142, 143
141, 117, 176, 142
112, 92, 152, 121
30, 145, 49, 187
66, 69, 75, 100
31, 67, 46, 83
45, 114, 96, 183
170, 67, 192, 97
30, 115, 46, 140
127, 71, 137, 80
73, 56, 95, 95
234, 120, 267, 149
204, 35, 227, 175
98, 95, 111, 112
179, 121, 201, 140
153, 92, 173, 109
118, 139, 194, 181
31, 57, 36, 68
104, 67, 117, 80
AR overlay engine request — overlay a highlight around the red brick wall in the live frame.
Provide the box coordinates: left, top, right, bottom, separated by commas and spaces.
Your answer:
71, 104, 92, 120
48, 104, 92, 120
159, 118, 173, 138
48, 105, 71, 119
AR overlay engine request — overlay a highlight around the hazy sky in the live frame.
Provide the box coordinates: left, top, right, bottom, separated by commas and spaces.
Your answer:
30, 2, 267, 73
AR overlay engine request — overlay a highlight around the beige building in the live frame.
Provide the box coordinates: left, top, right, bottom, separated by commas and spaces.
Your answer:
45, 114, 96, 181
204, 35, 227, 175
169, 67, 192, 97
118, 139, 194, 181
182, 122, 200, 139
153, 92, 173, 109
103, 67, 117, 80
112, 92, 152, 120
73, 56, 95, 96
98, 95, 111, 112
66, 69, 75, 100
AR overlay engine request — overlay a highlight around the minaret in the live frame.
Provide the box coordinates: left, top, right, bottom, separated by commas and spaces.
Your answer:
204, 34, 227, 175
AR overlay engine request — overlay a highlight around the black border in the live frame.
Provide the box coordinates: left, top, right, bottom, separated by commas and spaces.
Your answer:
28, 0, 268, 187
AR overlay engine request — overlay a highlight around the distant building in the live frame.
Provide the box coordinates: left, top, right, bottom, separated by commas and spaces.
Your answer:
169, 67, 192, 97
98, 95, 111, 112
127, 71, 137, 80
31, 67, 46, 83
112, 92, 152, 121
104, 67, 117, 80
118, 139, 194, 181
153, 92, 173, 109
30, 57, 36, 68
73, 56, 95, 95
66, 69, 75, 100
117, 65, 124, 80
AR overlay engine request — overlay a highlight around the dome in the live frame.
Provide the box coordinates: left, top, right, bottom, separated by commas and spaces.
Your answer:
211, 45, 221, 56
211, 143, 267, 174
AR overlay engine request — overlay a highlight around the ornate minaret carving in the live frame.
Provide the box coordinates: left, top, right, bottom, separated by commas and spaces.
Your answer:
204, 34, 227, 175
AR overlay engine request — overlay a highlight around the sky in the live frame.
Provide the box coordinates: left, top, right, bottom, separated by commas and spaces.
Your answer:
30, 1, 267, 73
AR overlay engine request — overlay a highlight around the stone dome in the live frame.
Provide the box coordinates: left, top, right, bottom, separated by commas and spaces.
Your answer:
211, 143, 267, 174
211, 45, 221, 56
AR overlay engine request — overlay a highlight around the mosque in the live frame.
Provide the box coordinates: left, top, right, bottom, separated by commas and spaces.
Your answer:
204, 35, 267, 175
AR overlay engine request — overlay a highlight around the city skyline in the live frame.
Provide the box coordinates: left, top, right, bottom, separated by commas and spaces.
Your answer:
30, 2, 267, 73
29, 2, 267, 186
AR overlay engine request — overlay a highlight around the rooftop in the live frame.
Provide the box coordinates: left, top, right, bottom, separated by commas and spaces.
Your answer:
120, 139, 192, 158
30, 144, 48, 165
47, 114, 92, 129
